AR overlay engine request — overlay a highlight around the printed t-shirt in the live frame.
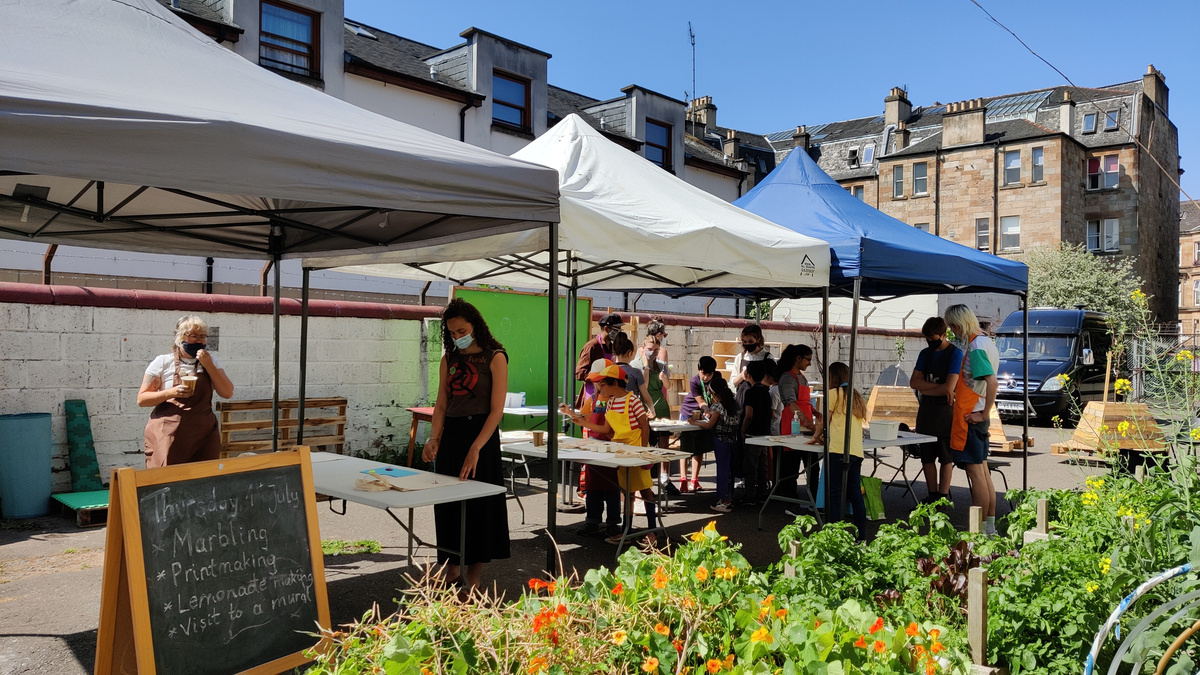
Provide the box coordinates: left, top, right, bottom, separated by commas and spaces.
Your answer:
955, 335, 1000, 412
710, 401, 741, 444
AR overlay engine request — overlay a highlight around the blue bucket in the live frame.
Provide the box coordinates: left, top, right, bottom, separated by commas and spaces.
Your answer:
0, 413, 53, 518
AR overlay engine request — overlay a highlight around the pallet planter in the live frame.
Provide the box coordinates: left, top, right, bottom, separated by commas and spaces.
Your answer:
1051, 401, 1167, 462
217, 397, 347, 457
864, 386, 918, 430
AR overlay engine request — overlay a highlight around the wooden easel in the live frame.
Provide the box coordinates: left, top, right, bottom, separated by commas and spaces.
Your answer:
95, 448, 329, 674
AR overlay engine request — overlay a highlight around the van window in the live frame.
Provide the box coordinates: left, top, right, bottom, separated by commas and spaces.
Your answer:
1089, 330, 1112, 364
996, 335, 1074, 360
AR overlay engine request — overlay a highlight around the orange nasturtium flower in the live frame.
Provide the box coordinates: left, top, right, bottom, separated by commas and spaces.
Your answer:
931, 641, 945, 654
655, 622, 671, 636
869, 617, 885, 634
750, 626, 774, 644
528, 578, 557, 594
906, 622, 920, 637
873, 640, 886, 654
653, 567, 670, 589
925, 661, 938, 675
706, 658, 722, 674
775, 608, 788, 619
695, 565, 709, 582
611, 630, 627, 646
527, 655, 549, 674
642, 656, 660, 672
611, 582, 623, 595
760, 594, 775, 607
929, 628, 940, 639
914, 644, 927, 659
723, 654, 736, 669
673, 637, 684, 653
854, 635, 868, 649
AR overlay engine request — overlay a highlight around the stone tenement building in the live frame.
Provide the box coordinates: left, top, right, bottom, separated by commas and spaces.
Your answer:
1179, 201, 1200, 332
693, 69, 1181, 322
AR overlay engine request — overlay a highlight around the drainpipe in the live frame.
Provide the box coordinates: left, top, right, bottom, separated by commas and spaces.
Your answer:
992, 142, 1000, 254
933, 149, 942, 236
459, 102, 473, 142
737, 174, 745, 198
42, 245, 57, 285
205, 257, 214, 294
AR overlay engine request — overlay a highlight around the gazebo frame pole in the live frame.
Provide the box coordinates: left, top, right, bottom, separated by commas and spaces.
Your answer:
838, 279, 862, 523
1022, 294, 1029, 490
821, 287, 830, 514
271, 242, 282, 452
297, 267, 310, 445
546, 223, 560, 574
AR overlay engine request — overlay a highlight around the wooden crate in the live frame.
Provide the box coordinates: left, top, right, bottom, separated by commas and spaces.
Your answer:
1071, 401, 1165, 451
864, 386, 918, 429
711, 339, 783, 380
217, 397, 347, 458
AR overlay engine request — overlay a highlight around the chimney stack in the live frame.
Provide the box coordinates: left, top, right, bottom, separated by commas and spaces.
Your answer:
1142, 64, 1169, 115
689, 95, 717, 132
894, 121, 910, 151
1059, 90, 1075, 135
942, 97, 987, 147
885, 86, 911, 127
792, 125, 810, 150
723, 129, 741, 160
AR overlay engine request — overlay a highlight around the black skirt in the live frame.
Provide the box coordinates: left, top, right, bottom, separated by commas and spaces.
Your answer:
433, 414, 510, 566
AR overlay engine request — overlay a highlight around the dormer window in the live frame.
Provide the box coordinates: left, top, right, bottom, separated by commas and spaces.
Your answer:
847, 147, 859, 167
1104, 110, 1119, 131
1083, 113, 1097, 134
645, 119, 673, 171
492, 71, 531, 131
862, 144, 875, 165
260, 1, 320, 80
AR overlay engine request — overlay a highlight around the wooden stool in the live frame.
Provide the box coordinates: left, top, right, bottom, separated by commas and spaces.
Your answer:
405, 406, 435, 466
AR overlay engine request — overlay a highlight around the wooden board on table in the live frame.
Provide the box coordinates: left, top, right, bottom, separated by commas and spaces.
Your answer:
864, 386, 918, 430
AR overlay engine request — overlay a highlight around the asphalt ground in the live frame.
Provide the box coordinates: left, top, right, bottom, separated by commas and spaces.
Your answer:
0, 422, 1103, 675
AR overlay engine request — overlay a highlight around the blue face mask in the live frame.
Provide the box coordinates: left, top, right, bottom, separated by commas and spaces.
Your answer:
453, 333, 475, 350
180, 342, 204, 358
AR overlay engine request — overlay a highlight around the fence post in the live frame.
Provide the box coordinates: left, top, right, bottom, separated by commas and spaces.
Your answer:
783, 540, 799, 578
1024, 498, 1052, 544
968, 567, 987, 665
969, 506, 983, 534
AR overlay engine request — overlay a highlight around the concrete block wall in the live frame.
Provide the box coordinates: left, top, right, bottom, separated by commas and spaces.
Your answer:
0, 284, 439, 492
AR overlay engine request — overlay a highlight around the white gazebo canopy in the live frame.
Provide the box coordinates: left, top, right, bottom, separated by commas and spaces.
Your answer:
0, 0, 560, 259
308, 115, 829, 295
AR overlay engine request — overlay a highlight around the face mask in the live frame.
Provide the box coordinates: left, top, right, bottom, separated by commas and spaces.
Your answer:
180, 342, 204, 358
743, 341, 758, 352
453, 333, 475, 350
927, 338, 941, 349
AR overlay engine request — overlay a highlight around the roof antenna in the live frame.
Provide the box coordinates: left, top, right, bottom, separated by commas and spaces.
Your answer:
688, 22, 696, 136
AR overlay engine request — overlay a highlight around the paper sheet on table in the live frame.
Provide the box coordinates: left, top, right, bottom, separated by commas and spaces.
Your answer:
383, 472, 452, 491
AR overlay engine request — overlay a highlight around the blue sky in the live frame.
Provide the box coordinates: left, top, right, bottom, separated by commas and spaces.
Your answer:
346, 0, 1199, 201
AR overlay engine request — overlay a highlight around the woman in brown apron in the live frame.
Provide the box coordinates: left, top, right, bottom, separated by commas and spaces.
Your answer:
137, 316, 234, 467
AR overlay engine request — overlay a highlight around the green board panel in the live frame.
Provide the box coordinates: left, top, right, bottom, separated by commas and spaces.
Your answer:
450, 288, 592, 414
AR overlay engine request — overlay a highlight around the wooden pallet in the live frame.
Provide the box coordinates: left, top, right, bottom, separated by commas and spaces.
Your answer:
1072, 401, 1166, 451
217, 397, 347, 458
988, 406, 1033, 451
865, 386, 918, 430
52, 490, 110, 528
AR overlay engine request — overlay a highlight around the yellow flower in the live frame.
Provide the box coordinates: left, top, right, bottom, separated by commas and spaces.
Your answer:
1131, 289, 1146, 301
695, 566, 709, 582
1056, 373, 1071, 386
1114, 378, 1132, 395
1099, 424, 1110, 434
750, 626, 774, 644
612, 630, 627, 646
1117, 421, 1130, 438
1086, 581, 1099, 593
704, 520, 718, 533
690, 530, 706, 543
1099, 557, 1111, 574
1190, 427, 1200, 442
1177, 349, 1194, 362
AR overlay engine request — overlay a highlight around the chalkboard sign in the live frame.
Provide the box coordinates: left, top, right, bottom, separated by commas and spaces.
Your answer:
96, 449, 329, 675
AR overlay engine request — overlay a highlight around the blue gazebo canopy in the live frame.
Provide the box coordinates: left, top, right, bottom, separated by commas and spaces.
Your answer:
733, 146, 1028, 298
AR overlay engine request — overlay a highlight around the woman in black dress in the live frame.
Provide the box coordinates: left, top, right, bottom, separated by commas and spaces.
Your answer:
421, 299, 510, 592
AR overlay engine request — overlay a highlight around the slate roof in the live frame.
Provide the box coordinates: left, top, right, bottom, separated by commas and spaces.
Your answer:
887, 119, 1058, 158
1183, 200, 1200, 235
342, 22, 475, 95
158, 0, 236, 27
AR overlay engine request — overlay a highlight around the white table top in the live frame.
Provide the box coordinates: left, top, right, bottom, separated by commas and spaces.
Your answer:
504, 405, 548, 416
308, 452, 505, 510
744, 430, 936, 453
504, 441, 691, 468
649, 419, 700, 433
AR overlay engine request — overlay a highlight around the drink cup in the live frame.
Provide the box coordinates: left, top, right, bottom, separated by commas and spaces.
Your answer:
532, 431, 545, 447
181, 376, 198, 395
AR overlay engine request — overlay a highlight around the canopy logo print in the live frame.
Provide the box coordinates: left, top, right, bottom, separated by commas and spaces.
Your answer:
798, 254, 816, 277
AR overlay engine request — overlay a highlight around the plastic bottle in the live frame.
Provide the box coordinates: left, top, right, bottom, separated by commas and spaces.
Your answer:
790, 414, 801, 435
